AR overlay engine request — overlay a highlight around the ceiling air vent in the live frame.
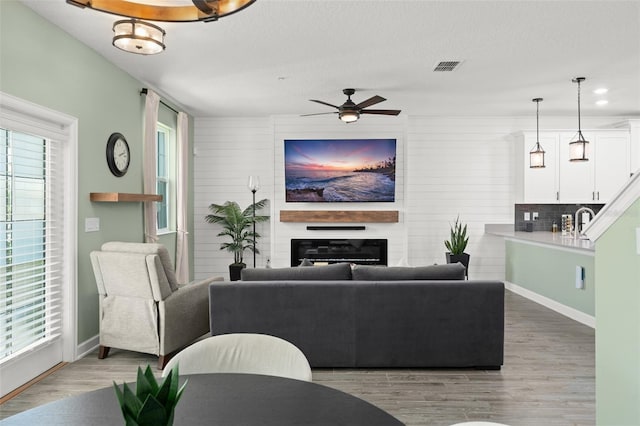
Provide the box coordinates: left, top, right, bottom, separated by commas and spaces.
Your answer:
433, 61, 462, 72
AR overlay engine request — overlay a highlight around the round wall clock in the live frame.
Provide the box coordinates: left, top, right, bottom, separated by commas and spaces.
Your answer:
106, 132, 130, 177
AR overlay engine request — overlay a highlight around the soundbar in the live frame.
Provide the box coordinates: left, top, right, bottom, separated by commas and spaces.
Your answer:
306, 225, 366, 231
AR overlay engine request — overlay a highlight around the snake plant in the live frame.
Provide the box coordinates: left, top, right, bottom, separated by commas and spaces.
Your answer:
113, 365, 187, 426
444, 215, 469, 255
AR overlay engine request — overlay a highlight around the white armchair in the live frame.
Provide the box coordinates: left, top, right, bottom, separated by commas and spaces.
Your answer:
90, 242, 222, 369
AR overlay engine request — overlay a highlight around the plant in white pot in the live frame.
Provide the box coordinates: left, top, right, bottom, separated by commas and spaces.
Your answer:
444, 215, 470, 278
205, 199, 269, 281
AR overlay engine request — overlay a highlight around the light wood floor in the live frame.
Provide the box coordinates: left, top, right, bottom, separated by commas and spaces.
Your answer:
0, 291, 595, 426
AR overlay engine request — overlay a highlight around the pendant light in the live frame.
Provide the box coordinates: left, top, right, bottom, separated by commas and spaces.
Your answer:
68, 0, 256, 55
113, 19, 165, 55
529, 98, 545, 168
569, 77, 589, 162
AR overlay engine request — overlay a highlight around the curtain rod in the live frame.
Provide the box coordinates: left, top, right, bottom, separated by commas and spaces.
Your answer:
140, 88, 179, 115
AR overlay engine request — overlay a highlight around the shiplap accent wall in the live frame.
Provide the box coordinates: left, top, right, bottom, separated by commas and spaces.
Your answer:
193, 117, 273, 279
194, 115, 626, 280
406, 117, 516, 279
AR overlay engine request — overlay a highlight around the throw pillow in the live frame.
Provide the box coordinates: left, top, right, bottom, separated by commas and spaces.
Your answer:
241, 262, 352, 281
351, 263, 466, 281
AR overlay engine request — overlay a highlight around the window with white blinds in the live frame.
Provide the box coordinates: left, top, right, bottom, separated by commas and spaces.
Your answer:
156, 122, 175, 234
0, 126, 64, 363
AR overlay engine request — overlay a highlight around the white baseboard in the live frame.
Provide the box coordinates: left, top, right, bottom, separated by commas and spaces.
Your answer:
75, 335, 99, 360
505, 281, 595, 329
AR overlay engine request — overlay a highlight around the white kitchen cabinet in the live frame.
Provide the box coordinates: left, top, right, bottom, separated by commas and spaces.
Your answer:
558, 130, 630, 203
592, 132, 632, 202
515, 129, 630, 204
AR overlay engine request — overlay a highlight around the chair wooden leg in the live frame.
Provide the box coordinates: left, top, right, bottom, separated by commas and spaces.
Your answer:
98, 345, 110, 359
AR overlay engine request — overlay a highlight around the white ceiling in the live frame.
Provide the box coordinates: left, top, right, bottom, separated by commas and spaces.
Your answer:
22, 0, 640, 119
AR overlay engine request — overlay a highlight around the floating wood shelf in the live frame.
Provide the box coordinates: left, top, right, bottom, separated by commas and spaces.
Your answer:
280, 210, 399, 223
90, 192, 163, 203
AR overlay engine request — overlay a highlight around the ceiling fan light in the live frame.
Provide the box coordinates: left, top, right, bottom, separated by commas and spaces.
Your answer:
113, 19, 165, 55
339, 110, 359, 123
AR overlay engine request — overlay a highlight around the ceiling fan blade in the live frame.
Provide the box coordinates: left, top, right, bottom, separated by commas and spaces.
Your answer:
300, 112, 338, 117
309, 99, 339, 109
361, 109, 402, 116
355, 95, 386, 110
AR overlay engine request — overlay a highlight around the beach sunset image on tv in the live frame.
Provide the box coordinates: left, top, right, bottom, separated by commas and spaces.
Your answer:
284, 139, 396, 202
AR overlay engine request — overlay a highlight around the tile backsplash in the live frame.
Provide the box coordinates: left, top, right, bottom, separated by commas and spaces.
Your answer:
514, 203, 604, 232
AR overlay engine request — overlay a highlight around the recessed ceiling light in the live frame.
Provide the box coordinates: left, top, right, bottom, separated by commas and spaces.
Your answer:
593, 88, 608, 95
596, 99, 609, 106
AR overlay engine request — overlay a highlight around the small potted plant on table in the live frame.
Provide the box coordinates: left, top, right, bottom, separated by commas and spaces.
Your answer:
444, 215, 470, 278
113, 365, 187, 426
205, 199, 269, 281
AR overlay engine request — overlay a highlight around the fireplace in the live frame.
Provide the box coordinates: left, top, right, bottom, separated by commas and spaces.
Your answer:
291, 239, 388, 267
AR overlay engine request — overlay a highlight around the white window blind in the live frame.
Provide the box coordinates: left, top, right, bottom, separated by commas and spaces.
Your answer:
0, 126, 64, 363
156, 123, 174, 234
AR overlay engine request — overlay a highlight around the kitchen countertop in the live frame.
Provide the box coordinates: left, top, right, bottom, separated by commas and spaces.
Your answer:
485, 224, 595, 253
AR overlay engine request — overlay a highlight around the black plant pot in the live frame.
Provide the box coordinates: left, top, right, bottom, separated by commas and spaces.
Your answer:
445, 252, 470, 279
229, 263, 246, 281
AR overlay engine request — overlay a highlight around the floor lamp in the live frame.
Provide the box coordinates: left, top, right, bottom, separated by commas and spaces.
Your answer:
248, 176, 260, 268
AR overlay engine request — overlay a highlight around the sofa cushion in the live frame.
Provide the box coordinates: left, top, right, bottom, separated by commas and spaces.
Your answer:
241, 262, 352, 281
351, 263, 466, 281
210, 281, 357, 367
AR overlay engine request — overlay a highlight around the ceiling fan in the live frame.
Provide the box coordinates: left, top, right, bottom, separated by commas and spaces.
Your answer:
302, 89, 401, 123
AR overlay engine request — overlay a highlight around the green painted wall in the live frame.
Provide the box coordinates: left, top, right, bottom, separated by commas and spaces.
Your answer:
0, 1, 195, 344
505, 240, 595, 316
595, 197, 640, 425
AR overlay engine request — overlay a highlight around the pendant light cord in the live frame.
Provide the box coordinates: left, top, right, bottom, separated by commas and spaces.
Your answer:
533, 97, 543, 149
536, 99, 540, 144
577, 79, 582, 134
574, 77, 586, 141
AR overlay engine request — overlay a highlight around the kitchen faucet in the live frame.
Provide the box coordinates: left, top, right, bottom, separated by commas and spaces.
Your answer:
574, 207, 596, 239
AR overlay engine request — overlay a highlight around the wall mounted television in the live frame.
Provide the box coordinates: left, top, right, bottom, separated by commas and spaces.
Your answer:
284, 138, 396, 202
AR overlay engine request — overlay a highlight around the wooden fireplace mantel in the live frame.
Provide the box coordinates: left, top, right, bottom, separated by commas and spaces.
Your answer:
280, 210, 399, 223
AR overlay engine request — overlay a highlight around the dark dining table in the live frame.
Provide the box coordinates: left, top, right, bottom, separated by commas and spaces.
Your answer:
1, 373, 404, 425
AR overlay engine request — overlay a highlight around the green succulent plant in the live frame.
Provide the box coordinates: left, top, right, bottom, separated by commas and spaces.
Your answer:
444, 215, 469, 255
113, 365, 187, 426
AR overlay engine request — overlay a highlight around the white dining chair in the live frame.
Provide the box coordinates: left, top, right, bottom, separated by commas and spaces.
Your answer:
162, 333, 313, 382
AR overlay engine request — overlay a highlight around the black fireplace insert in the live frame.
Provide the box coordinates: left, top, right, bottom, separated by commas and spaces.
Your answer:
291, 239, 388, 267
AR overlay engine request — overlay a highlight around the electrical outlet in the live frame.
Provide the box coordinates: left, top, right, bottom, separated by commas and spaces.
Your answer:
575, 266, 585, 289
524, 212, 531, 221
532, 212, 539, 221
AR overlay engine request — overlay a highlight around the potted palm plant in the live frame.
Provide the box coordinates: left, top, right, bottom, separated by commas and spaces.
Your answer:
444, 215, 470, 278
205, 199, 269, 281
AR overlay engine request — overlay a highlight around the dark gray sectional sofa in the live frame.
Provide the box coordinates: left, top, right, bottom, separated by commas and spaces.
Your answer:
208, 262, 504, 369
